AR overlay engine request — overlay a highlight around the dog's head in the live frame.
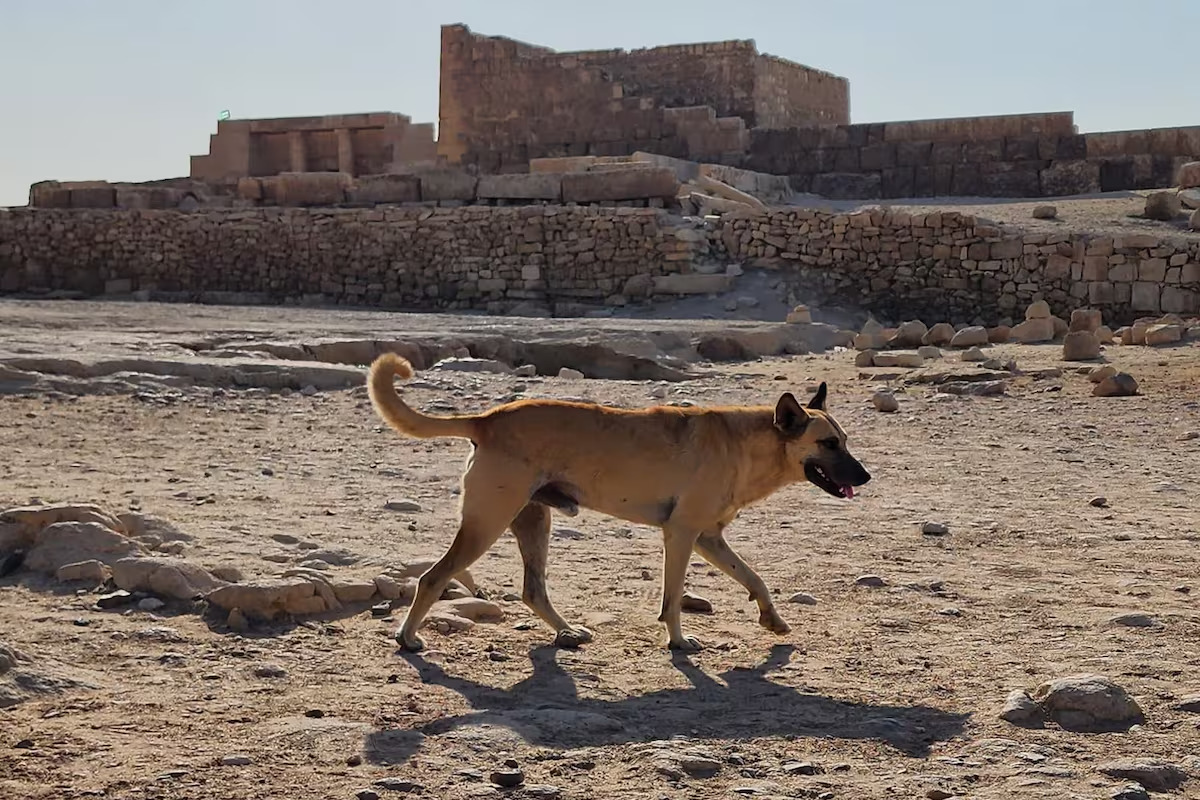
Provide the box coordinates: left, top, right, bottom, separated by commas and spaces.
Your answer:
773, 383, 871, 499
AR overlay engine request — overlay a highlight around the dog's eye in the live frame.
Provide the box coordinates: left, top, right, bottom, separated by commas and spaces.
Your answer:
819, 438, 839, 449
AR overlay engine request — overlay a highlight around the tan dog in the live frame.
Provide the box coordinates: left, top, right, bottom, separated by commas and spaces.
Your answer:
367, 352, 871, 652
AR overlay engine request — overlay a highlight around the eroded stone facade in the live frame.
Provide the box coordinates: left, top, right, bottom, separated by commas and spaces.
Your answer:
2, 206, 1195, 325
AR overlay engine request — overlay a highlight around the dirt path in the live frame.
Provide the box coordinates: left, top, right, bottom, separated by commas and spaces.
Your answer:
2, 297, 1199, 799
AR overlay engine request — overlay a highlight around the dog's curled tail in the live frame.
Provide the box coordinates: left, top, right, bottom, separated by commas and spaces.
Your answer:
367, 352, 477, 441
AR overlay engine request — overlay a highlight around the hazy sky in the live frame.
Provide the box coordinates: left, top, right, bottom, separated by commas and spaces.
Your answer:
2, 0, 1195, 206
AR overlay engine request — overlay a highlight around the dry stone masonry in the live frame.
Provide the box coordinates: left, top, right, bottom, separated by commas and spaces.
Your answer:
1, 205, 1196, 325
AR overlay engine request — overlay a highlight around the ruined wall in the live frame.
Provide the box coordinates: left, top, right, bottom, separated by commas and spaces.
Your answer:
714, 208, 1199, 324
755, 55, 849, 127
437, 24, 846, 171
190, 113, 437, 183
746, 116, 1200, 199
0, 207, 700, 315
2, 206, 1195, 324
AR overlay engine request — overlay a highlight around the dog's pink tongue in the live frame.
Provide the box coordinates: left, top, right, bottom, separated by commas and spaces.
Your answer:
842, 485, 855, 499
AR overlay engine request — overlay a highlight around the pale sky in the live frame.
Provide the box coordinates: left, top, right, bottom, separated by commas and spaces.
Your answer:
1, 0, 1195, 207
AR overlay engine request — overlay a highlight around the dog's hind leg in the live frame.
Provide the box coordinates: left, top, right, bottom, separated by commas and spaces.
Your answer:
694, 527, 790, 635
396, 457, 533, 652
658, 523, 704, 651
510, 502, 593, 648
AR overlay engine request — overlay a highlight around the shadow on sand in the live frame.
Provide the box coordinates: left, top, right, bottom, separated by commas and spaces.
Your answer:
363, 644, 970, 766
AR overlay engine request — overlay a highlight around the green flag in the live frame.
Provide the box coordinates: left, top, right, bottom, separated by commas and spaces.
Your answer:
218, 109, 231, 121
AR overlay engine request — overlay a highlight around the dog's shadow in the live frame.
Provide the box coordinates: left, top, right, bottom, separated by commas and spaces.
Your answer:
363, 644, 969, 766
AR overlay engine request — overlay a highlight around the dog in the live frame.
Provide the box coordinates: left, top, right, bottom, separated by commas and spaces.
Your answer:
367, 352, 871, 652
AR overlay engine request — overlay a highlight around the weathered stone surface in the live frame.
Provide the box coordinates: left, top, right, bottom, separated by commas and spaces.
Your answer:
1176, 160, 1200, 189
1031, 674, 1145, 731
111, 557, 224, 600
347, 174, 421, 205
270, 172, 352, 207
1061, 331, 1101, 361
948, 326, 988, 348
1093, 372, 1139, 397
477, 173, 563, 201
1144, 323, 1183, 345
1069, 308, 1103, 332
1144, 191, 1181, 221
24, 522, 146, 574
206, 579, 326, 621
1010, 318, 1055, 344
1098, 760, 1188, 792
55, 560, 111, 584
416, 170, 478, 202
561, 167, 679, 203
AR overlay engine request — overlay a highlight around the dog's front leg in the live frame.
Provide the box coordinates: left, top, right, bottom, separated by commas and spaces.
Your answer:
658, 524, 703, 651
694, 527, 790, 635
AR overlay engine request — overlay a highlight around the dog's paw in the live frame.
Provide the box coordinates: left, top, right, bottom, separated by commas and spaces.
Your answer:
758, 607, 791, 635
553, 626, 594, 649
668, 635, 704, 653
394, 628, 426, 652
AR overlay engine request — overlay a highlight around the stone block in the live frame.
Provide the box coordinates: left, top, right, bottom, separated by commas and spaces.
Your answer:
418, 170, 479, 202
1041, 160, 1101, 197
962, 139, 1005, 163
860, 144, 896, 171
561, 167, 678, 203
70, 187, 116, 208
978, 164, 1042, 197
1131, 282, 1161, 312
1004, 136, 1041, 161
895, 141, 933, 167
477, 172, 563, 201
348, 174, 421, 204
1054, 135, 1089, 160
1160, 286, 1195, 314
881, 167, 915, 198
811, 173, 882, 200
28, 181, 73, 208
273, 172, 352, 206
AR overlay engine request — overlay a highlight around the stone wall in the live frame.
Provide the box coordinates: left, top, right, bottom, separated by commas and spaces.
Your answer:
190, 113, 437, 184
1, 206, 1195, 325
0, 206, 702, 315
436, 24, 847, 171
713, 208, 1199, 324
746, 114, 1200, 199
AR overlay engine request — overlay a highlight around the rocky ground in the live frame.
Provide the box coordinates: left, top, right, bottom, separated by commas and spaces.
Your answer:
1, 297, 1199, 800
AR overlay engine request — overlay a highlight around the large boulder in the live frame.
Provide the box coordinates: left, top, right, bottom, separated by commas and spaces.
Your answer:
1031, 674, 1145, 731
1143, 190, 1181, 221
1061, 331, 1101, 361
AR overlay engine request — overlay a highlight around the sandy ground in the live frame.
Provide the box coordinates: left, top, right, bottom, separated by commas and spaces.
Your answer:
1, 297, 1199, 800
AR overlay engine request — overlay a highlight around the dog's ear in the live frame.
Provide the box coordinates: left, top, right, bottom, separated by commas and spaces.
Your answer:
807, 382, 828, 411
774, 392, 810, 435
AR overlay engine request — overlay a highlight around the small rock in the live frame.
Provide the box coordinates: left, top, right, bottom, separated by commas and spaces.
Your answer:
346, 754, 363, 767
226, 608, 249, 633
871, 391, 899, 413
137, 597, 165, 612
384, 499, 422, 513
304, 708, 325, 719
855, 575, 886, 588
1093, 372, 1139, 398
557, 367, 585, 380
1108, 613, 1157, 628
1089, 496, 1108, 508
1112, 785, 1150, 800
679, 755, 721, 777
1171, 695, 1200, 713
1143, 190, 1181, 221
1088, 365, 1117, 383
949, 326, 989, 348
514, 364, 538, 377
1031, 674, 1145, 731
999, 689, 1044, 726
786, 305, 812, 324
299, 385, 318, 397
1062, 330, 1101, 361
1032, 205, 1057, 219
373, 778, 424, 793
959, 346, 986, 362
782, 761, 822, 775
1144, 324, 1183, 346
221, 754, 252, 766
1069, 308, 1103, 332
1190, 207, 1200, 231
917, 345, 942, 360
55, 560, 110, 584
1024, 299, 1051, 319
922, 323, 956, 346
788, 592, 818, 605
356, 791, 381, 800
887, 320, 928, 348
921, 521, 950, 537
854, 349, 877, 368
1099, 760, 1187, 792
681, 592, 713, 613
96, 590, 134, 609
252, 663, 287, 678
490, 767, 525, 788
